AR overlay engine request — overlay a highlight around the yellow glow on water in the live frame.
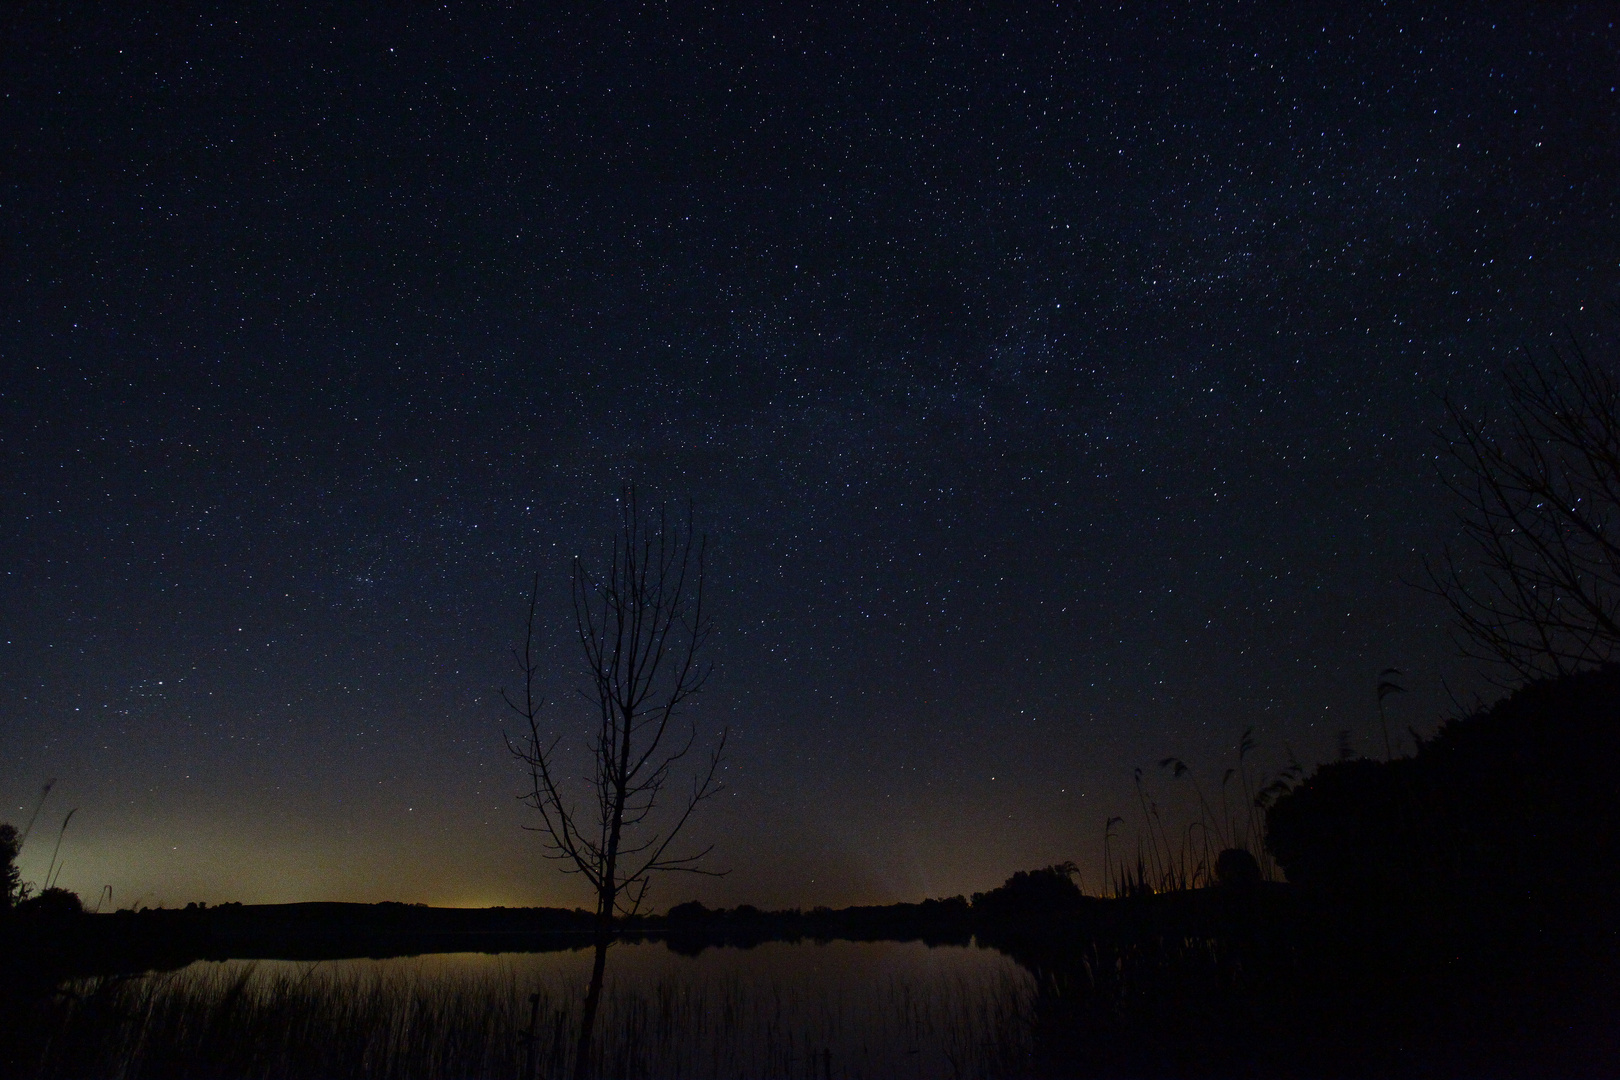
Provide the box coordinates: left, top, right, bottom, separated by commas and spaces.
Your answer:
56, 941, 1036, 1078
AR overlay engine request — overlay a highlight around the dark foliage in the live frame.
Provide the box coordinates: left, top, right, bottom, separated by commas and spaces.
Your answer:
663, 899, 711, 924
0, 825, 19, 911
971, 863, 1084, 922
16, 887, 82, 920
1266, 665, 1620, 917
1214, 847, 1261, 888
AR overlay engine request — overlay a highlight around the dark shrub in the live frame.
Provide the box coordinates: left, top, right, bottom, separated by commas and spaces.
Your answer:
16, 886, 83, 919
973, 863, 1083, 922
1265, 666, 1620, 912
0, 824, 19, 911
665, 900, 712, 924
1265, 758, 1415, 891
1215, 848, 1262, 888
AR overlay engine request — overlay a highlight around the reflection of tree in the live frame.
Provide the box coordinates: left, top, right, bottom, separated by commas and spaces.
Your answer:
506, 489, 726, 1079
1429, 339, 1620, 681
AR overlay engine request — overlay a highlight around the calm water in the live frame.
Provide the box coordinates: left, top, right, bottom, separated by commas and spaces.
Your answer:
42, 940, 1036, 1079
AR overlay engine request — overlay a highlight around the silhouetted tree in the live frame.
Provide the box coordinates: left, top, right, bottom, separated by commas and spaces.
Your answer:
664, 899, 711, 925
17, 885, 82, 919
972, 863, 1084, 922
1429, 338, 1620, 681
505, 488, 726, 1080
0, 824, 20, 911
1214, 847, 1261, 888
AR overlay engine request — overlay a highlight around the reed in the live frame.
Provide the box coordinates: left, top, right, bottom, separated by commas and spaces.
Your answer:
1103, 734, 1299, 898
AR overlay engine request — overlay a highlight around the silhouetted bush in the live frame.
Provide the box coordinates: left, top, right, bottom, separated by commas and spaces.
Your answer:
0, 825, 19, 912
972, 863, 1084, 923
17, 886, 83, 920
664, 900, 711, 924
1266, 665, 1620, 917
1214, 847, 1261, 888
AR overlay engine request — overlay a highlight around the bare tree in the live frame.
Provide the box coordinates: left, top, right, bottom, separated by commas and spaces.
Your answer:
505, 489, 726, 1079
1428, 337, 1620, 682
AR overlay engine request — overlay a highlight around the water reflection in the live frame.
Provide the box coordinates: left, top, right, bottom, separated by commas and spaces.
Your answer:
41, 940, 1035, 1080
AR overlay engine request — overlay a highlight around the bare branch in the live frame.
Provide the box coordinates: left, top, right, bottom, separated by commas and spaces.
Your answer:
507, 487, 725, 932
1423, 335, 1620, 680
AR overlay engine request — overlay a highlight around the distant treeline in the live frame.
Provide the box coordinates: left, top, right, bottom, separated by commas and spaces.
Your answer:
2, 901, 593, 976
2, 891, 992, 974
2, 866, 1294, 980
7, 666, 1619, 978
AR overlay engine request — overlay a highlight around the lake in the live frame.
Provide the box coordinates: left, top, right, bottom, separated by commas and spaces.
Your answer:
34, 940, 1036, 1079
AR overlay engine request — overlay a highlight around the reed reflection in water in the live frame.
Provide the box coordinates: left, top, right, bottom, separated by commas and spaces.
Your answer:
39, 940, 1036, 1080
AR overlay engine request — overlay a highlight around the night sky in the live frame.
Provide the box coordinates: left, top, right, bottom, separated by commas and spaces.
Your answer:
2, 4, 1616, 911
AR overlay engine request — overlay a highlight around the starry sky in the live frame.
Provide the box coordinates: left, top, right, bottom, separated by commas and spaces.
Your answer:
2, 3, 1616, 911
